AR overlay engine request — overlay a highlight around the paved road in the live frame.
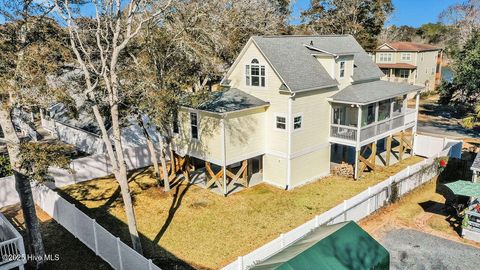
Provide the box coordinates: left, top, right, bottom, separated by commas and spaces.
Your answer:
380, 228, 480, 269
417, 97, 480, 139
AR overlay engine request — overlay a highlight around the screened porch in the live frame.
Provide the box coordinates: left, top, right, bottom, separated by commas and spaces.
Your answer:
329, 94, 418, 147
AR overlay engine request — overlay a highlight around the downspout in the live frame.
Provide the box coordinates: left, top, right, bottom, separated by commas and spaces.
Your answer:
286, 92, 296, 190
221, 115, 227, 196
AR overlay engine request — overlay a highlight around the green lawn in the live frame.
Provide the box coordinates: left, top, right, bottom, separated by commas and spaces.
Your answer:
59, 156, 423, 270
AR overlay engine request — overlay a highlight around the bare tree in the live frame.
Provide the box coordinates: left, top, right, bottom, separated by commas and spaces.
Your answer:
440, 0, 480, 46
55, 0, 171, 254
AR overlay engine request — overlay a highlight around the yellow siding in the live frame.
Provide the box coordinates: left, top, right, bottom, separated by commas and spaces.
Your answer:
172, 109, 223, 164
225, 108, 266, 165
263, 154, 287, 187
291, 88, 337, 154
227, 41, 289, 154
290, 146, 331, 188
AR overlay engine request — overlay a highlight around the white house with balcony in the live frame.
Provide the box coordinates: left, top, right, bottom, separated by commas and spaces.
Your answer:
372, 42, 443, 92
170, 35, 422, 195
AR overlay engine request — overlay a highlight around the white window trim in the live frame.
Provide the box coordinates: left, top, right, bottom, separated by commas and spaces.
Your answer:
400, 53, 412, 62
274, 113, 287, 132
339, 61, 346, 78
245, 59, 266, 88
293, 113, 304, 132
377, 52, 393, 63
189, 111, 200, 140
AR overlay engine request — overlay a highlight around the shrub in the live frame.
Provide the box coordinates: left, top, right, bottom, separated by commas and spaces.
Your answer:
461, 116, 475, 129
0, 155, 12, 177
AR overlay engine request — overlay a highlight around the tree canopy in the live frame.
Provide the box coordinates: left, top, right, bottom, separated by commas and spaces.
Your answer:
301, 0, 393, 50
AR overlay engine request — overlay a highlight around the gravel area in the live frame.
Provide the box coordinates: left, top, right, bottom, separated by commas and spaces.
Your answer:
381, 228, 480, 270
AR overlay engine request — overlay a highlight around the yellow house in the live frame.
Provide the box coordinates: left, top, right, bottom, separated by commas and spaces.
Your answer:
373, 42, 443, 91
172, 35, 423, 195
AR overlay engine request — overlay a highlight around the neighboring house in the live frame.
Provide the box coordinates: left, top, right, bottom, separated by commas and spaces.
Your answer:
372, 42, 443, 92
172, 35, 423, 195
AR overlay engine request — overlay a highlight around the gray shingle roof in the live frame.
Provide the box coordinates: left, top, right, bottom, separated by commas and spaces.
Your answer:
197, 88, 269, 113
251, 35, 384, 92
471, 153, 480, 171
330, 80, 423, 104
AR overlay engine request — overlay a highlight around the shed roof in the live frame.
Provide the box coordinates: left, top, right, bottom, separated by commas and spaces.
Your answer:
197, 88, 269, 113
250, 221, 389, 270
250, 35, 384, 92
330, 80, 423, 104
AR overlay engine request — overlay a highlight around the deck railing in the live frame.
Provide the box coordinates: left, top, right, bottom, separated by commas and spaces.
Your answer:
0, 213, 26, 269
330, 109, 417, 145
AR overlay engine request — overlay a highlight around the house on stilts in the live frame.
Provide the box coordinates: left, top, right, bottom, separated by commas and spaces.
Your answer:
168, 35, 422, 195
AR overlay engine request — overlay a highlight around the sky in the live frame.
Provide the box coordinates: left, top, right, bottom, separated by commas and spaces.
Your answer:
291, 0, 462, 27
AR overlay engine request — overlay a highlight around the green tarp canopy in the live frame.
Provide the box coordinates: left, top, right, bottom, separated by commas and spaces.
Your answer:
250, 221, 389, 270
445, 180, 480, 198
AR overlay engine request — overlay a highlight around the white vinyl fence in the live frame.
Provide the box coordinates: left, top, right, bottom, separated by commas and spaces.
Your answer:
0, 176, 19, 209
414, 134, 462, 158
31, 184, 162, 270
41, 118, 105, 155
46, 144, 161, 188
223, 146, 456, 270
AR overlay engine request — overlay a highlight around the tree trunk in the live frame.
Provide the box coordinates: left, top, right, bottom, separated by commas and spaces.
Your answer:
158, 137, 170, 192
0, 106, 45, 267
110, 102, 143, 254
138, 120, 161, 186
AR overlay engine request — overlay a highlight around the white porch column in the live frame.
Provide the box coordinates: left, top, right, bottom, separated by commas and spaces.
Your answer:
354, 105, 362, 179
221, 117, 227, 196
413, 92, 420, 133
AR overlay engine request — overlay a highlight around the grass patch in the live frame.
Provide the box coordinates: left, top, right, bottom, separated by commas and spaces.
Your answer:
59, 156, 423, 270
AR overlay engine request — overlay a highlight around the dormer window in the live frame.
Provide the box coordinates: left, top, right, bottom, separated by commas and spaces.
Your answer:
246, 59, 265, 87
339, 61, 346, 78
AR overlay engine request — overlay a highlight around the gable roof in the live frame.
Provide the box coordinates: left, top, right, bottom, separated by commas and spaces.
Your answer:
378, 42, 441, 52
196, 88, 269, 114
330, 80, 423, 105
233, 35, 384, 93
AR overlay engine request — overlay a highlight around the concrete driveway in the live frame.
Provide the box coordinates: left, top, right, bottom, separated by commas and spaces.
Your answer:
380, 228, 480, 269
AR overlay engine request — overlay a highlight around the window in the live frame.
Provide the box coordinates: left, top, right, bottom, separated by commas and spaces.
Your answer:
398, 69, 409, 79
378, 100, 391, 121
190, 112, 198, 139
293, 115, 302, 130
362, 104, 375, 127
172, 113, 179, 134
246, 59, 265, 87
392, 96, 404, 116
276, 116, 286, 130
400, 53, 412, 61
378, 53, 393, 62
339, 61, 345, 78
381, 68, 390, 77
